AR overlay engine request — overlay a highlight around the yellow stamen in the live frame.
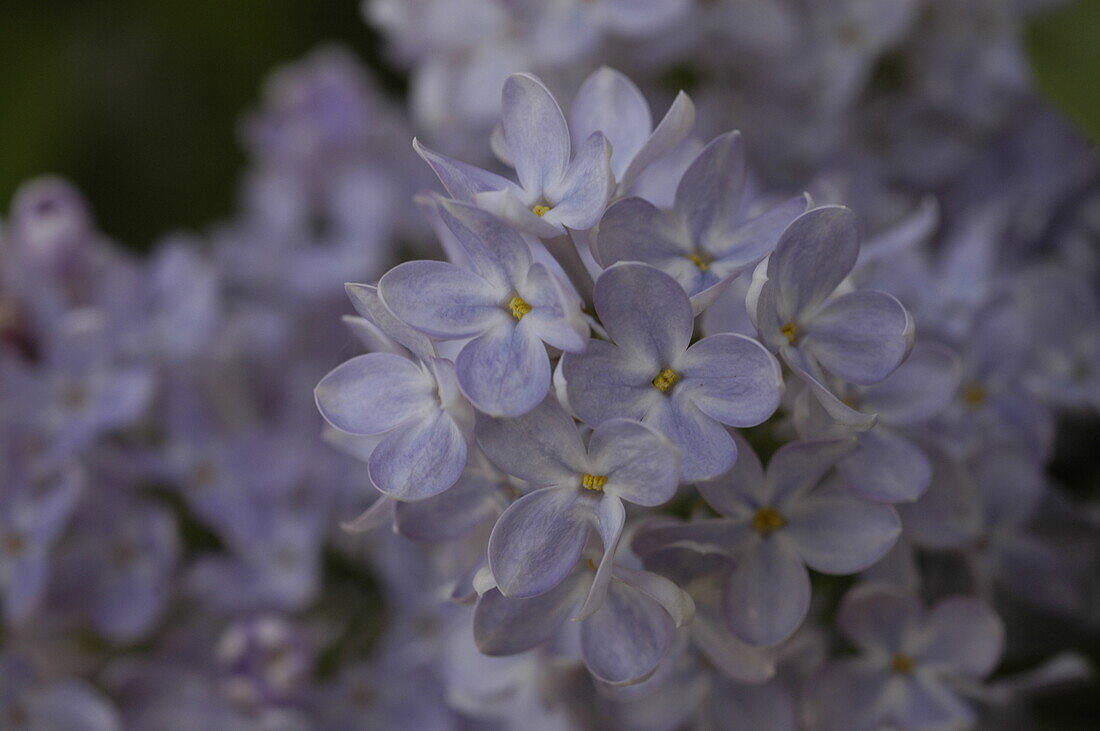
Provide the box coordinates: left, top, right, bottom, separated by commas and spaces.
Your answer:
582, 473, 607, 491
963, 383, 986, 406
531, 204, 551, 217
688, 253, 709, 272
585, 558, 598, 571
891, 654, 914, 675
507, 295, 532, 320
752, 507, 786, 536
652, 368, 679, 393
780, 322, 798, 345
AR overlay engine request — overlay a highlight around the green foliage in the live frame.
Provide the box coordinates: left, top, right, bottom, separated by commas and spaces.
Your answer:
1026, 0, 1100, 145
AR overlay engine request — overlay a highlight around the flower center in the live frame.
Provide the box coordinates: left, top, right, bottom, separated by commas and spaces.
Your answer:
780, 322, 798, 345
651, 368, 680, 393
891, 654, 914, 674
507, 295, 532, 320
581, 473, 607, 491
531, 204, 552, 217
752, 507, 786, 536
688, 253, 710, 272
963, 383, 985, 406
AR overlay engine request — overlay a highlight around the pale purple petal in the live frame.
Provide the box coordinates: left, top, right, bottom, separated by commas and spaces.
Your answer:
782, 348, 878, 428
859, 342, 961, 424
570, 66, 651, 180
840, 427, 930, 503
784, 495, 901, 574
394, 465, 504, 542
767, 206, 860, 322
676, 333, 783, 427
594, 196, 689, 268
435, 197, 533, 290
474, 571, 588, 654
368, 409, 468, 500
344, 283, 436, 362
562, 339, 660, 424
708, 194, 810, 270
621, 91, 695, 192
674, 131, 746, 249
455, 320, 551, 417
697, 433, 765, 517
474, 188, 564, 238
594, 262, 693, 366
487, 486, 592, 597
502, 73, 570, 196
632, 518, 755, 558
837, 583, 922, 652
724, 537, 810, 646
476, 395, 587, 485
315, 353, 433, 435
647, 395, 737, 482
413, 138, 518, 201
581, 577, 672, 685
805, 289, 914, 385
588, 419, 679, 506
613, 565, 695, 627
895, 676, 976, 729
544, 131, 613, 231
517, 262, 588, 352
767, 439, 858, 507
575, 495, 626, 620
915, 596, 1004, 677
379, 260, 506, 338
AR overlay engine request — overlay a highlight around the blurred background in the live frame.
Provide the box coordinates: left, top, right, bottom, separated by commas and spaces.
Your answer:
1, 1, 1097, 250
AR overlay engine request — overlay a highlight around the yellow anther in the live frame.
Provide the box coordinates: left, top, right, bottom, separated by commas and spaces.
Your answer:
652, 368, 680, 393
507, 295, 532, 320
752, 507, 786, 536
582, 473, 607, 491
891, 654, 914, 675
963, 383, 986, 406
688, 253, 710, 272
531, 204, 552, 217
585, 558, 598, 571
780, 322, 798, 345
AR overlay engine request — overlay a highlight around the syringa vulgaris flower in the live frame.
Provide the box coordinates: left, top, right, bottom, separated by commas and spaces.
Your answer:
563, 262, 783, 481
793, 342, 962, 503
415, 72, 613, 238
811, 583, 1004, 731
635, 437, 900, 646
596, 130, 808, 313
747, 205, 914, 427
378, 197, 587, 417
477, 395, 679, 615
315, 284, 475, 500
474, 550, 694, 686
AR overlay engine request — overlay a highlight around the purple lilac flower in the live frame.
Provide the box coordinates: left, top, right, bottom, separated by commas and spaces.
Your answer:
811, 583, 1004, 730
0, 654, 120, 731
315, 284, 475, 500
563, 262, 783, 481
748, 205, 914, 426
596, 131, 808, 312
474, 553, 693, 686
379, 197, 587, 416
477, 395, 678, 612
636, 437, 900, 645
415, 72, 614, 238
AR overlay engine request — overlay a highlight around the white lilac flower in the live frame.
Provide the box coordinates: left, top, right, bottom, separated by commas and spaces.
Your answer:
747, 205, 915, 427
477, 395, 678, 613
811, 583, 1004, 730
378, 197, 588, 417
314, 284, 475, 501
596, 130, 808, 313
563, 262, 783, 481
635, 437, 900, 646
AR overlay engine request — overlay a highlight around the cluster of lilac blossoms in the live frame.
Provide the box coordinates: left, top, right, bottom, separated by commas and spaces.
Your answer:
2, 3, 1100, 729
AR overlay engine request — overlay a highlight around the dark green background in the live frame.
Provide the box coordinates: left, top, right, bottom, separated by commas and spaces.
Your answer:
1, 1, 1098, 250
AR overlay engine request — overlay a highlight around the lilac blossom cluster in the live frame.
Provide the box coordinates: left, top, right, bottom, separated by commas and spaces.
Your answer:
1, 3, 1099, 730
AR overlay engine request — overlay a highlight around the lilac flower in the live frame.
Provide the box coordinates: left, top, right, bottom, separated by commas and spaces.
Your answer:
315, 284, 475, 500
635, 438, 900, 645
562, 262, 783, 481
474, 555, 694, 686
812, 583, 1004, 730
0, 453, 82, 625
478, 395, 678, 613
747, 205, 914, 426
596, 131, 808, 312
569, 66, 695, 195
378, 198, 587, 416
0, 654, 121, 731
794, 342, 962, 502
414, 72, 614, 238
